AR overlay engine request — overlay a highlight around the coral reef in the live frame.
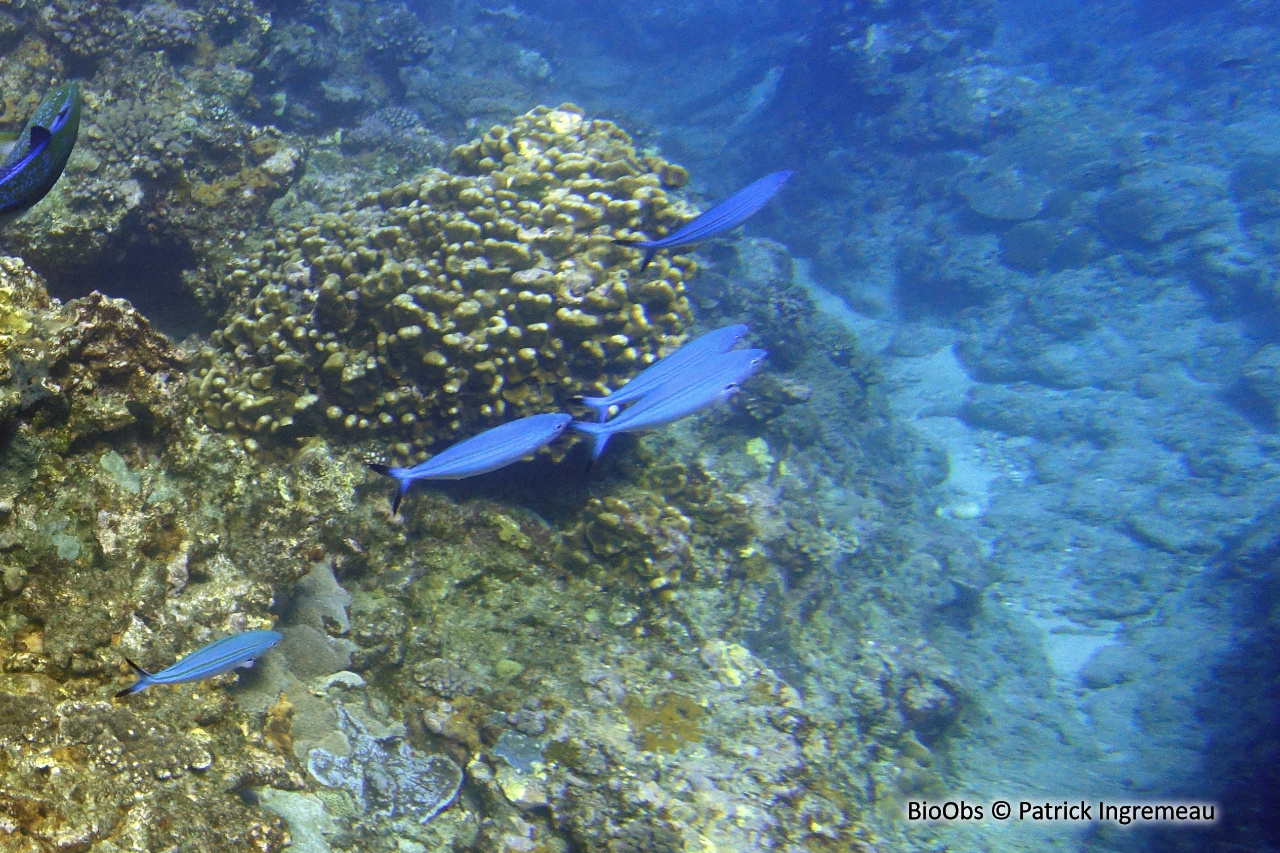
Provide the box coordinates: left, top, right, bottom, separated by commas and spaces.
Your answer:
0, 247, 941, 853
0, 258, 302, 852
0, 8, 990, 853
254, 1, 435, 130
0, 256, 186, 447
0, 8, 302, 299
758, 0, 1000, 151
192, 105, 696, 454
558, 493, 699, 593
340, 107, 449, 178
555, 456, 767, 599
532, 641, 862, 853
957, 161, 1050, 221
307, 702, 462, 828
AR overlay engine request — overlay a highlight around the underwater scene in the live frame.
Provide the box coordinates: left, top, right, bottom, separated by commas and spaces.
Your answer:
0, 0, 1275, 851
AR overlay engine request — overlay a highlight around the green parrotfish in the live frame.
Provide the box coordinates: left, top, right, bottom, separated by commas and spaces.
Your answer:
0, 82, 81, 219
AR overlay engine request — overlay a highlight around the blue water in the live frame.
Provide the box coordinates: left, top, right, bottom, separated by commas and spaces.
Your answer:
479, 2, 1279, 851
7, 1, 1278, 851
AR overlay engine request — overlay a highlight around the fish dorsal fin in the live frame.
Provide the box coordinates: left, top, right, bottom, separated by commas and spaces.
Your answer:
0, 126, 53, 185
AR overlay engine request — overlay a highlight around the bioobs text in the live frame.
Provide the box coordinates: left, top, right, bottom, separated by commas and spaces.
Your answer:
906, 801, 983, 821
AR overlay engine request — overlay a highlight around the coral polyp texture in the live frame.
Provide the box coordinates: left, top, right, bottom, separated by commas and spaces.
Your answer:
194, 105, 696, 453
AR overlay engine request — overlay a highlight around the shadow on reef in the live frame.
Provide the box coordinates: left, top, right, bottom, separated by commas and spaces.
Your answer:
376, 452, 597, 526
39, 235, 213, 342
757, 0, 999, 152
1177, 506, 1280, 852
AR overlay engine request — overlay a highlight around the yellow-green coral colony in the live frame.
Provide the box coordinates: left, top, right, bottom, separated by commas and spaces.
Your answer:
194, 105, 698, 456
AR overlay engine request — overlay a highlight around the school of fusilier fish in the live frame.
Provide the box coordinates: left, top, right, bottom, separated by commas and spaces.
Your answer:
370, 322, 767, 511
1, 80, 788, 699
132, 316, 769, 691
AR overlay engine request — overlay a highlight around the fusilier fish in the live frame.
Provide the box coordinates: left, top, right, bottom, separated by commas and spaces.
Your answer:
370, 412, 573, 514
572, 348, 767, 461
617, 170, 792, 270
576, 323, 750, 421
116, 629, 282, 697
0, 82, 82, 219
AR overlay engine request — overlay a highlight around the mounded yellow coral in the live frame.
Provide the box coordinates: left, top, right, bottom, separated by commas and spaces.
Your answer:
193, 104, 697, 455
554, 462, 759, 595
560, 494, 697, 593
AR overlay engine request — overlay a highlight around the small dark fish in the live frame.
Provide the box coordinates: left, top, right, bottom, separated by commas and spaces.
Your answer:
0, 82, 81, 219
572, 348, 767, 462
370, 412, 572, 514
116, 629, 282, 697
576, 323, 749, 422
617, 170, 792, 270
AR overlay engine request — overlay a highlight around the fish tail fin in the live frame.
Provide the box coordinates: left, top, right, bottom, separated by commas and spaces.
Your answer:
573, 395, 611, 423
583, 433, 612, 476
369, 463, 410, 515
115, 658, 152, 697
571, 421, 610, 466
615, 238, 660, 272
391, 479, 410, 516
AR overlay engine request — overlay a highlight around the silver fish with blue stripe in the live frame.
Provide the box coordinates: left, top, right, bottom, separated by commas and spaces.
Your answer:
576, 323, 750, 422
116, 629, 282, 697
617, 171, 792, 270
572, 348, 767, 461
370, 412, 573, 514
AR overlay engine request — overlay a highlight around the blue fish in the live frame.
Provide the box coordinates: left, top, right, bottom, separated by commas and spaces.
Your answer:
618, 171, 792, 270
116, 629, 282, 697
370, 412, 573, 514
572, 348, 767, 462
0, 82, 81, 219
577, 323, 750, 422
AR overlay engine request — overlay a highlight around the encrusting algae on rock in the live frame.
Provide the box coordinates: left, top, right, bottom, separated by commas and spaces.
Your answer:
192, 105, 698, 456
0, 246, 922, 853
